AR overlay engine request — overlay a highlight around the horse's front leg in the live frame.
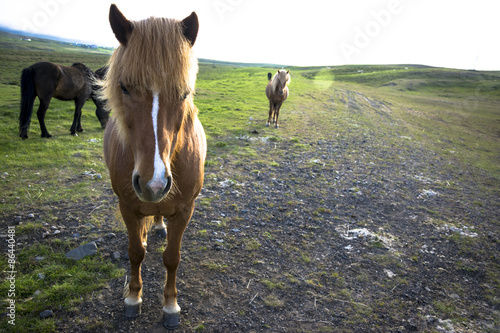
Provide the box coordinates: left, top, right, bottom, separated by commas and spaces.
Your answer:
274, 104, 281, 129
266, 101, 273, 127
120, 203, 147, 318
162, 203, 194, 329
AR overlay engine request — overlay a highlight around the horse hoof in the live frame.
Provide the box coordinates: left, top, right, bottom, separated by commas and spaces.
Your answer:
124, 303, 141, 319
156, 228, 167, 239
163, 311, 180, 330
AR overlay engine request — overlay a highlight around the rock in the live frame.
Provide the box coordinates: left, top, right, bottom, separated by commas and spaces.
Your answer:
34, 256, 45, 262
14, 216, 22, 223
65, 241, 98, 260
28, 213, 35, 218
38, 273, 45, 280
39, 310, 54, 319
105, 233, 117, 240
113, 251, 121, 260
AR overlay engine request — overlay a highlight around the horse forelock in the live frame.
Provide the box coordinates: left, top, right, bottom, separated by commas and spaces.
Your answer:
272, 70, 290, 91
103, 15, 198, 144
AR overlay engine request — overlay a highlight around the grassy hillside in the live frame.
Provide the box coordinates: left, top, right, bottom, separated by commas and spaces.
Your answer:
0, 32, 499, 332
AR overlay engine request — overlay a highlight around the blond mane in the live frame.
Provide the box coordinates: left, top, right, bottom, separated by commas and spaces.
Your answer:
102, 16, 198, 142
271, 69, 291, 90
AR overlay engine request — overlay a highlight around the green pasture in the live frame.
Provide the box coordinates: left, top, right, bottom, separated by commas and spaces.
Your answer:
0, 30, 499, 331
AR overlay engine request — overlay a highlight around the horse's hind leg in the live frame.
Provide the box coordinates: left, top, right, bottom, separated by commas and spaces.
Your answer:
71, 98, 85, 135
162, 203, 193, 329
37, 97, 52, 138
154, 215, 167, 239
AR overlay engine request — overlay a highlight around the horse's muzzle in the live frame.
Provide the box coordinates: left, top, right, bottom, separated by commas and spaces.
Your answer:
132, 173, 172, 202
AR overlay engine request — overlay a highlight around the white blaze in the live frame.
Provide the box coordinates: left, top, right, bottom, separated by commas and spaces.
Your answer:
151, 93, 166, 187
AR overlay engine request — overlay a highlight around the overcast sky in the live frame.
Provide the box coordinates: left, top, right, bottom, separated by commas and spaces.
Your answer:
0, 0, 498, 70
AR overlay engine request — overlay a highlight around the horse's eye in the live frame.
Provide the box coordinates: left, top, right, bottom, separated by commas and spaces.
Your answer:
120, 82, 129, 95
181, 93, 189, 101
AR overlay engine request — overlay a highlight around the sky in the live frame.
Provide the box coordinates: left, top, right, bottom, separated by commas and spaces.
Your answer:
0, 0, 498, 70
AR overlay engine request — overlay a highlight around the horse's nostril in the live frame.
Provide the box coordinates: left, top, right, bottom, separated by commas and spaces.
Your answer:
133, 174, 142, 194
165, 176, 172, 193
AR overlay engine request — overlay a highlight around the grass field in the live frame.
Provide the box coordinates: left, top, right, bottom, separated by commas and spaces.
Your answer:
0, 30, 499, 332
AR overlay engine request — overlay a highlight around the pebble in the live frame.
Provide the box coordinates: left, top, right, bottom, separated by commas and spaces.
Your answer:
38, 273, 45, 280
34, 256, 45, 262
105, 233, 117, 240
28, 213, 35, 218
14, 216, 22, 223
39, 310, 54, 319
113, 251, 121, 260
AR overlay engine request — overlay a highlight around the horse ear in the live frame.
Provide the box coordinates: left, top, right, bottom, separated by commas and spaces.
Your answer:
286, 70, 289, 74
109, 4, 133, 46
181, 12, 199, 46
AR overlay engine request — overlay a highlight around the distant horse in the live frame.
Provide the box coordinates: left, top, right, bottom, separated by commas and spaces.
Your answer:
265, 69, 291, 128
19, 62, 108, 139
102, 5, 205, 329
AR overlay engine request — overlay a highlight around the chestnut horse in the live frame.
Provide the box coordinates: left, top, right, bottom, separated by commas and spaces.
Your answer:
102, 4, 205, 329
265, 69, 291, 128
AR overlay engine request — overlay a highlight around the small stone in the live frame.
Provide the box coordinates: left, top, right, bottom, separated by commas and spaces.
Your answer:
34, 256, 45, 262
53, 230, 61, 235
38, 273, 45, 280
113, 251, 121, 260
33, 290, 42, 297
40, 310, 54, 319
105, 233, 117, 240
72, 233, 80, 239
28, 213, 35, 218
14, 216, 22, 223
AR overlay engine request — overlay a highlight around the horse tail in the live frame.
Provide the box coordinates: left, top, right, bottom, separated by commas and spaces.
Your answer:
267, 72, 272, 81
19, 67, 36, 139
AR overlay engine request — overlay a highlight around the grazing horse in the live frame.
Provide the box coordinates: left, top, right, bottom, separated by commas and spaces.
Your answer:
19, 62, 107, 139
102, 4, 205, 329
91, 66, 110, 129
265, 69, 291, 128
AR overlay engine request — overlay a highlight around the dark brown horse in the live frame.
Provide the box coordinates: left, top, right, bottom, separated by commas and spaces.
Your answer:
19, 62, 108, 139
102, 5, 205, 329
265, 69, 291, 128
91, 66, 110, 129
